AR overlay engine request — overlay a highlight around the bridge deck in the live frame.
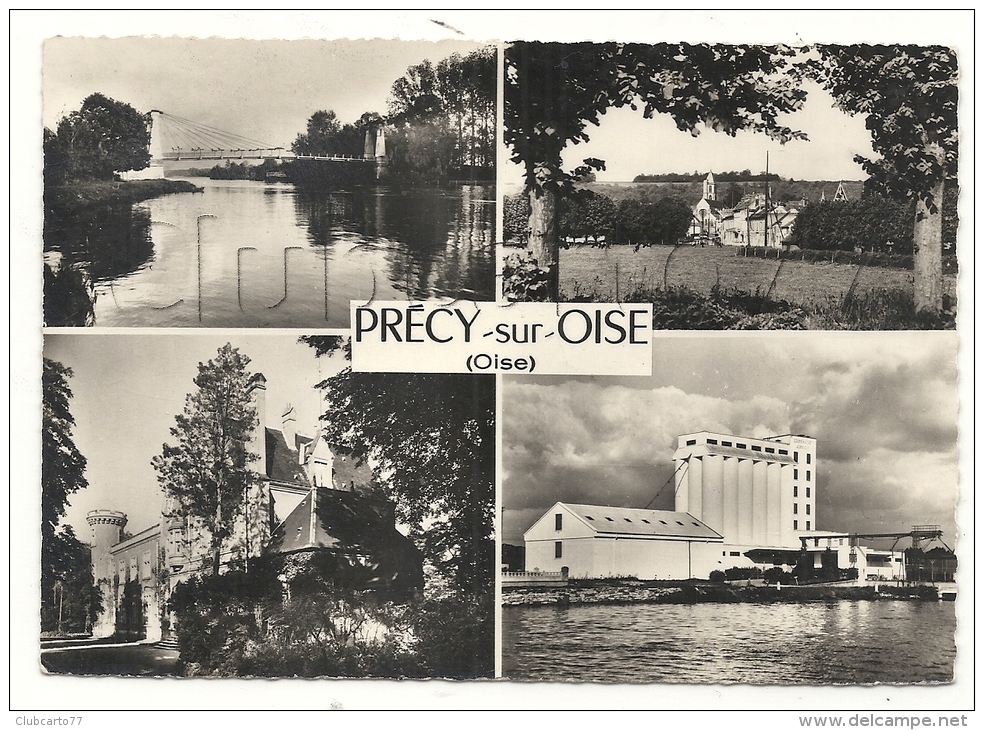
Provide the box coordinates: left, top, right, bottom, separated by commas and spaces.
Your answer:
161, 151, 371, 162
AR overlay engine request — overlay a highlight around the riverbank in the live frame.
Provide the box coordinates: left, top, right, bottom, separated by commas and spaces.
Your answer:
502, 580, 942, 606
45, 178, 202, 218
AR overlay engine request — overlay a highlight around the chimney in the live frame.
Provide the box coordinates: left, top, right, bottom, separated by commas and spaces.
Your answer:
281, 403, 297, 453
246, 373, 267, 477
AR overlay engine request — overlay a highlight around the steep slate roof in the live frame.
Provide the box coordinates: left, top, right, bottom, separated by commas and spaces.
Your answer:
271, 487, 398, 554
561, 503, 722, 540
265, 427, 309, 484
331, 446, 372, 491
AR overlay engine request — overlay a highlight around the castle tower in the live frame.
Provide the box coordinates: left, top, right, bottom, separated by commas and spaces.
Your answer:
703, 171, 716, 202
87, 509, 127, 638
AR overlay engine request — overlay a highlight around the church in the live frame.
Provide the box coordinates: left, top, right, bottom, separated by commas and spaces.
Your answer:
86, 372, 423, 642
690, 171, 727, 241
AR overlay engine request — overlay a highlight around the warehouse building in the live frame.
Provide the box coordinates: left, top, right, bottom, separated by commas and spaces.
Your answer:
524, 503, 723, 580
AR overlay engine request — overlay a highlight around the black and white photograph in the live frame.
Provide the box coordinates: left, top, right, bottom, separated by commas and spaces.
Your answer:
40, 333, 494, 678
12, 7, 973, 718
502, 42, 958, 331
501, 334, 960, 683
43, 37, 496, 328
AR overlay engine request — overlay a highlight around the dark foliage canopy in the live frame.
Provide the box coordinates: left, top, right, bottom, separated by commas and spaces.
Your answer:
301, 336, 494, 594
44, 93, 151, 183
810, 45, 957, 211
504, 42, 808, 196
42, 358, 88, 538
41, 359, 100, 633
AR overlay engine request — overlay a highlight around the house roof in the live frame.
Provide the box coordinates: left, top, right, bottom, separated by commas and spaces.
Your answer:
559, 503, 722, 540
270, 486, 399, 554
265, 427, 310, 484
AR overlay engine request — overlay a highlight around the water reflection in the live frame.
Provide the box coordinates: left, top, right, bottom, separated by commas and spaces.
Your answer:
43, 180, 495, 327
502, 601, 956, 684
45, 204, 155, 282
292, 186, 495, 302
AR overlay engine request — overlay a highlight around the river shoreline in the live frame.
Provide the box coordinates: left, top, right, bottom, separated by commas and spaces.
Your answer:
45, 179, 202, 218
502, 580, 942, 606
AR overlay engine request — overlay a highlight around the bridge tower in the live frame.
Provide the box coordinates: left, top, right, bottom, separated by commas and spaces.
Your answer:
374, 126, 388, 181
120, 110, 165, 180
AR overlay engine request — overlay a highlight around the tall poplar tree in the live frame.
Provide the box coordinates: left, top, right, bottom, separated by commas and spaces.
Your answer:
152, 344, 258, 576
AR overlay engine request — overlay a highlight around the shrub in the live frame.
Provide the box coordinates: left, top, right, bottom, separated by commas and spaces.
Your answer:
709, 570, 727, 583
724, 567, 763, 581
502, 252, 554, 302
409, 593, 495, 679
168, 562, 493, 678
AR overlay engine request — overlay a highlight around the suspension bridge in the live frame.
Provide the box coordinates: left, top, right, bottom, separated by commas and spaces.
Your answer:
127, 110, 388, 178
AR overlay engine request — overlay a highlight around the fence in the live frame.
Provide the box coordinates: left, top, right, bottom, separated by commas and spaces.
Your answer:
501, 569, 569, 587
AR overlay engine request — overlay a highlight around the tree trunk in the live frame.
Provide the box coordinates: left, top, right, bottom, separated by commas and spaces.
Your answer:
913, 179, 945, 314
212, 497, 222, 576
528, 186, 560, 300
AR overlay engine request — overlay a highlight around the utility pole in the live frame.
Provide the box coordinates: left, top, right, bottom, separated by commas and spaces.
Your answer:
764, 152, 770, 250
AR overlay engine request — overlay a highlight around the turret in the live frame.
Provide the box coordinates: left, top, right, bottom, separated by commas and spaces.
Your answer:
86, 509, 126, 637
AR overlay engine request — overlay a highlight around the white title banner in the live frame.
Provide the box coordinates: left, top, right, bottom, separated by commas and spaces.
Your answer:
351, 301, 653, 375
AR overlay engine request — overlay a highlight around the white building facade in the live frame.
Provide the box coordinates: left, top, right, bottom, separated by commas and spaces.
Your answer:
524, 502, 723, 580
673, 431, 817, 549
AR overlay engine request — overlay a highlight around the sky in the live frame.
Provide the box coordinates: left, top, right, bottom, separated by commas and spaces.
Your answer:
43, 333, 346, 541
501, 333, 961, 547
43, 36, 490, 150
502, 80, 876, 190
15, 10, 975, 711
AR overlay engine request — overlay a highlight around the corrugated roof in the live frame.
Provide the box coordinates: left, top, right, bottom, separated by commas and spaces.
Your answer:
561, 503, 722, 540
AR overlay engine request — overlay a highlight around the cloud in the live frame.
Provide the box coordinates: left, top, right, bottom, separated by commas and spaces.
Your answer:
503, 379, 792, 539
791, 354, 959, 462
502, 336, 960, 546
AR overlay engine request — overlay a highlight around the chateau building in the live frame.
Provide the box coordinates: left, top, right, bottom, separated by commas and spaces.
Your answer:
87, 373, 422, 641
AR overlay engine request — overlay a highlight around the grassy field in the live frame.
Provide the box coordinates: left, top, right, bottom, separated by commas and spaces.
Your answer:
560, 245, 957, 309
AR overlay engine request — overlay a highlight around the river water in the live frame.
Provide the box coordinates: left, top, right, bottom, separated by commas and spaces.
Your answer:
45, 179, 495, 327
502, 601, 956, 684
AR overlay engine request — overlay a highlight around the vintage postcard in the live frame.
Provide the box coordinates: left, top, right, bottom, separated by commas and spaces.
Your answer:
12, 7, 974, 719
